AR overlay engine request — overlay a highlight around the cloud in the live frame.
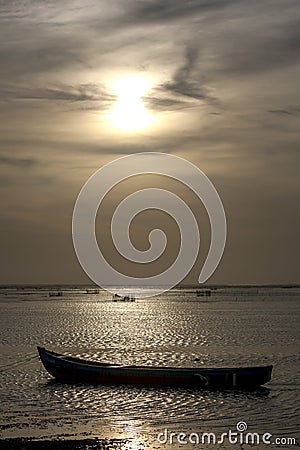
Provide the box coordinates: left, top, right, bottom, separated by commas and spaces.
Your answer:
126, 0, 236, 24
160, 46, 207, 99
144, 95, 193, 112
0, 155, 37, 168
201, 2, 300, 77
145, 46, 216, 111
11, 83, 115, 105
0, 1, 299, 286
268, 107, 300, 116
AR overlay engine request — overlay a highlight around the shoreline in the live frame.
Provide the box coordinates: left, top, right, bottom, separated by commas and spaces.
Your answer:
0, 438, 132, 449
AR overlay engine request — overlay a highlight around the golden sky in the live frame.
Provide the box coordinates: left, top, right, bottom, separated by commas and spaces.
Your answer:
0, 0, 299, 284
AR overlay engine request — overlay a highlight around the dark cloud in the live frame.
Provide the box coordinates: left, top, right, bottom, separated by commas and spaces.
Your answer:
146, 46, 216, 111
180, 1, 296, 79
0, 40, 88, 82
161, 47, 206, 100
144, 96, 192, 112
218, 22, 300, 75
0, 155, 37, 168
268, 107, 300, 116
12, 83, 115, 104
127, 0, 236, 24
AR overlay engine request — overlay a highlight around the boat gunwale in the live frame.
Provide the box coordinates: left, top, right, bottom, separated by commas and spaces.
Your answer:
37, 346, 273, 374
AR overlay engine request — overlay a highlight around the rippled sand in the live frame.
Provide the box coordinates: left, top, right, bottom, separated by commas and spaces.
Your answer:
0, 286, 299, 448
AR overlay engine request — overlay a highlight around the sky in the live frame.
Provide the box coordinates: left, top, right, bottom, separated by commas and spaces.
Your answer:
0, 0, 299, 285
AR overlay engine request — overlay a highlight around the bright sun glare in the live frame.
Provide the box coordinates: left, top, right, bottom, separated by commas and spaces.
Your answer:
109, 76, 152, 131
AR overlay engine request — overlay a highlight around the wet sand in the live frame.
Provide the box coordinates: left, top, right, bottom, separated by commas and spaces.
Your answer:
1, 287, 299, 450
0, 438, 135, 449
2, 437, 292, 450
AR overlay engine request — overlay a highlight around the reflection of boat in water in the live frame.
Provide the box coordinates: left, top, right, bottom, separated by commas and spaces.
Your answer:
49, 292, 63, 297
113, 294, 135, 302
37, 346, 273, 389
196, 289, 211, 297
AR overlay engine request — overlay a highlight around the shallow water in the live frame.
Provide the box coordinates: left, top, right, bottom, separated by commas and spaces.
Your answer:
0, 286, 299, 447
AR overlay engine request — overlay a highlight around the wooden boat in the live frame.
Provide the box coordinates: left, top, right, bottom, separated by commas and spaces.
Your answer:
37, 347, 272, 389
86, 289, 100, 294
113, 294, 135, 302
196, 289, 211, 297
48, 291, 63, 297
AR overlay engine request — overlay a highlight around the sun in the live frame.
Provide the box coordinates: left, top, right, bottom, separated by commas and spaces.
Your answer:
109, 76, 152, 132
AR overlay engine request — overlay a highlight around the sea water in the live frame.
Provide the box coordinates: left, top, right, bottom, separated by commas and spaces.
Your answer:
0, 286, 299, 447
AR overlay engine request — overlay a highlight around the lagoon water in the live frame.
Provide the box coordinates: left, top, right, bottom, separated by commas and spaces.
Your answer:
0, 286, 299, 448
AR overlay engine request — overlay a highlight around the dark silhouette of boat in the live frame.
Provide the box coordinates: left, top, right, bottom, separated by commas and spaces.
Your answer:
86, 289, 100, 294
196, 289, 211, 296
37, 347, 272, 389
48, 291, 63, 297
113, 294, 135, 302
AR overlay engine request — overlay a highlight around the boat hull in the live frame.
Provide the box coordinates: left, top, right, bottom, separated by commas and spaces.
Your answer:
37, 347, 272, 389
